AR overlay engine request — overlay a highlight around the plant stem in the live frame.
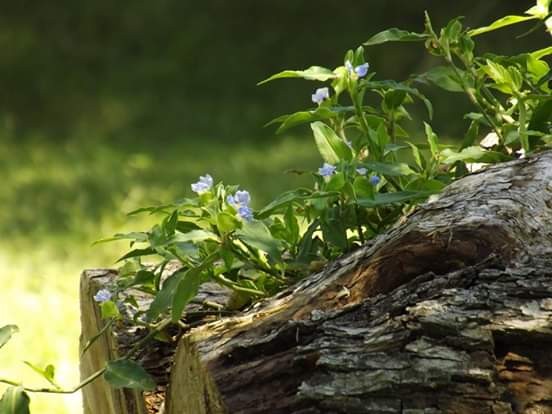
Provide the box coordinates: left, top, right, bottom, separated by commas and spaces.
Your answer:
518, 97, 529, 153
445, 56, 502, 139
354, 204, 365, 244
0, 368, 106, 395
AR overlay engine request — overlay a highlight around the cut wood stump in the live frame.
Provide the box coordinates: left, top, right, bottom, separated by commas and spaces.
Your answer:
80, 151, 552, 414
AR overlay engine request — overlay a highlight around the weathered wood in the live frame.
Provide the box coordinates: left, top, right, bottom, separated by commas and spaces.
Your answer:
79, 269, 148, 414
164, 151, 552, 413
79, 267, 233, 414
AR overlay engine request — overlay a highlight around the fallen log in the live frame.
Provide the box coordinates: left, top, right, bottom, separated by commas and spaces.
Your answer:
81, 150, 552, 414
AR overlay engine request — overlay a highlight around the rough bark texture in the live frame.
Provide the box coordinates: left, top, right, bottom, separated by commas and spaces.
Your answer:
165, 151, 552, 414
80, 150, 552, 414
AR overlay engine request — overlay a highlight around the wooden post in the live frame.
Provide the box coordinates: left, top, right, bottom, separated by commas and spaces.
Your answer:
79, 270, 148, 414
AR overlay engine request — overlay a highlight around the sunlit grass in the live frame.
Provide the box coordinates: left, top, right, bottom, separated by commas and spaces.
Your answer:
0, 133, 319, 413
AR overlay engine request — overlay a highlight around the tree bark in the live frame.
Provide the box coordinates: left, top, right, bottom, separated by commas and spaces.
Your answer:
81, 150, 552, 414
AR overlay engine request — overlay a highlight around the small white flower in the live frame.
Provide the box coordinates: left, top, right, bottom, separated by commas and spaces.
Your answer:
311, 87, 330, 105
480, 132, 499, 149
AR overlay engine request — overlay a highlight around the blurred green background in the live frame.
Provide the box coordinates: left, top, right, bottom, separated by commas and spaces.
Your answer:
0, 1, 547, 412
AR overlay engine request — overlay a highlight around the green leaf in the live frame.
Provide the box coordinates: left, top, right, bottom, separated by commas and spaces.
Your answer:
406, 142, 425, 171
441, 146, 511, 164
258, 66, 336, 85
383, 89, 407, 109
256, 188, 337, 218
216, 212, 240, 234
364, 28, 427, 46
129, 270, 156, 287
320, 208, 348, 250
469, 15, 537, 37
363, 80, 433, 119
0, 325, 18, 350
326, 172, 346, 191
147, 270, 184, 320
256, 188, 311, 218
170, 251, 218, 321
461, 121, 480, 149
353, 177, 374, 198
424, 122, 440, 159
173, 242, 200, 260
267, 108, 338, 134
532, 46, 552, 60
236, 221, 283, 260
172, 230, 220, 244
442, 18, 463, 43
358, 191, 433, 208
0, 387, 30, 414
116, 247, 156, 263
104, 359, 156, 390
310, 121, 352, 163
176, 220, 202, 233
417, 65, 465, 92
127, 203, 178, 216
94, 232, 149, 245
406, 178, 446, 192
529, 100, 552, 132
383, 143, 411, 155
163, 210, 178, 236
23, 362, 58, 388
296, 219, 321, 263
171, 269, 203, 322
100, 301, 121, 320
360, 161, 416, 177
284, 205, 300, 245
368, 123, 390, 152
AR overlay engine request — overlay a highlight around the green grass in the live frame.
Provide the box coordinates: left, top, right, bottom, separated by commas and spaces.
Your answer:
0, 133, 319, 413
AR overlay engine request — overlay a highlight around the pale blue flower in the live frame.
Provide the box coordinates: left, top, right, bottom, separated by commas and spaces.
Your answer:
311, 87, 329, 105
318, 163, 336, 177
227, 190, 251, 207
226, 194, 236, 206
356, 167, 368, 176
234, 190, 251, 206
370, 175, 381, 186
355, 63, 369, 78
345, 60, 370, 78
237, 205, 254, 222
94, 289, 112, 303
228, 190, 254, 221
191, 174, 214, 194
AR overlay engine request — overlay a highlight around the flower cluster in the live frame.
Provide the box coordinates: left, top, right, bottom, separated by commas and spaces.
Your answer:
227, 190, 254, 221
191, 174, 213, 194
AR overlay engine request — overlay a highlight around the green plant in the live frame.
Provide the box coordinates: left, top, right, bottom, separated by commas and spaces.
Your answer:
1, 2, 551, 410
